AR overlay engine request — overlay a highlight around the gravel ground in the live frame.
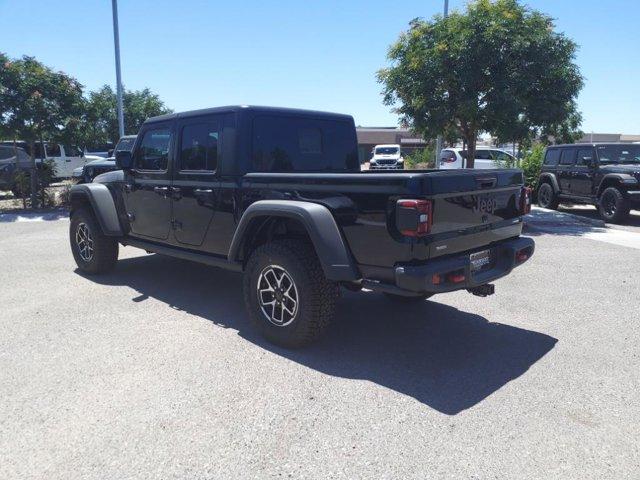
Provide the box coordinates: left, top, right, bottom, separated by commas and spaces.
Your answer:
0, 219, 638, 479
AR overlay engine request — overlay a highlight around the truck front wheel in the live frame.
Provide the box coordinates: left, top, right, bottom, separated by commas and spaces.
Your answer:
598, 187, 630, 223
69, 207, 119, 274
243, 239, 339, 348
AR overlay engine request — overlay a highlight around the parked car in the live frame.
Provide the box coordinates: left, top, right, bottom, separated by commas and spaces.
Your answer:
0, 141, 101, 178
0, 145, 32, 195
68, 106, 534, 347
537, 143, 640, 223
369, 144, 404, 170
74, 135, 137, 183
85, 143, 115, 159
439, 147, 516, 169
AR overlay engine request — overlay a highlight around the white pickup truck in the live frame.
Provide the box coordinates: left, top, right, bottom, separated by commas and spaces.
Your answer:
0, 141, 102, 178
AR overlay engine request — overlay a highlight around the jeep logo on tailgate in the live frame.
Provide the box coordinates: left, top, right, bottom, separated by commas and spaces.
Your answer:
473, 195, 498, 214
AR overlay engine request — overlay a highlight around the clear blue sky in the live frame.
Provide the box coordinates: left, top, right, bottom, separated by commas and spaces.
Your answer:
1, 0, 638, 133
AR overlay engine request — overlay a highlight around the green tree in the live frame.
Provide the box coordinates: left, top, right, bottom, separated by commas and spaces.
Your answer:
520, 143, 545, 189
81, 85, 172, 147
378, 0, 583, 167
0, 54, 84, 207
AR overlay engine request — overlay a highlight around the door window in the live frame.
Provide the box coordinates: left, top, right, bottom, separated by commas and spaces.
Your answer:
179, 123, 219, 172
576, 148, 595, 166
46, 143, 61, 157
64, 144, 82, 157
475, 150, 492, 160
134, 128, 172, 171
559, 149, 576, 165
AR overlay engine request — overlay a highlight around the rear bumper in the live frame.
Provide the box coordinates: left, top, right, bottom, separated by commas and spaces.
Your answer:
364, 237, 534, 295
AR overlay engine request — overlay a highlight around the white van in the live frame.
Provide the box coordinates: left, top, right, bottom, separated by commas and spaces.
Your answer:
439, 147, 516, 169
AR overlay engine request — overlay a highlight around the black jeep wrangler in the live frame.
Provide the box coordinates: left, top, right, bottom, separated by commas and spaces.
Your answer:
69, 106, 534, 347
536, 143, 640, 223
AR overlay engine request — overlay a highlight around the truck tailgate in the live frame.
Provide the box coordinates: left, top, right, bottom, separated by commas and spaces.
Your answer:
418, 169, 526, 258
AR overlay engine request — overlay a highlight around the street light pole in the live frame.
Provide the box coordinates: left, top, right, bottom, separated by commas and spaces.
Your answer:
435, 0, 449, 168
111, 0, 125, 139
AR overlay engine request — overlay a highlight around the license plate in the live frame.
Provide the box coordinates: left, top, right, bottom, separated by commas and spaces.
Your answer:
470, 249, 492, 272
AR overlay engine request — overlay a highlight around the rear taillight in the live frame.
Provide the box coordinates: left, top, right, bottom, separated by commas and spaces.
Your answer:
396, 199, 433, 237
441, 152, 456, 163
519, 187, 532, 215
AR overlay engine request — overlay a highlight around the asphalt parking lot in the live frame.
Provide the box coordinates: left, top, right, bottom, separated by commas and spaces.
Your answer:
1, 215, 639, 479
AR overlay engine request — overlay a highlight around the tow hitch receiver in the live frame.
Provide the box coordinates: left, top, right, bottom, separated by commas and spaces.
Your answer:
467, 284, 495, 297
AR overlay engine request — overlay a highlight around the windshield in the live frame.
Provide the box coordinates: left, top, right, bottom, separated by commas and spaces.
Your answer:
596, 145, 640, 164
375, 147, 399, 155
115, 137, 136, 153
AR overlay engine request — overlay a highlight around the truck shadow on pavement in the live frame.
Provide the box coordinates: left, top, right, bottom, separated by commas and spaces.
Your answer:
81, 253, 557, 416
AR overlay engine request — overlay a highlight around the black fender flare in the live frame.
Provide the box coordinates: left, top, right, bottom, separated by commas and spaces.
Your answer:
228, 200, 360, 282
538, 173, 559, 193
69, 183, 123, 236
596, 173, 638, 196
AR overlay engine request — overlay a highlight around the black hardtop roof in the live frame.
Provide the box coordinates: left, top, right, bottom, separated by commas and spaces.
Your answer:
145, 105, 354, 125
548, 143, 639, 148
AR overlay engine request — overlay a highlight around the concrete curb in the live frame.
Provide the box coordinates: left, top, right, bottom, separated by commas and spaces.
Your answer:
0, 208, 69, 223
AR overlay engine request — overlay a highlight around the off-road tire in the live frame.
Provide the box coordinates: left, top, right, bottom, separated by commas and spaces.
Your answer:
383, 292, 433, 302
537, 182, 559, 209
243, 239, 339, 348
70, 207, 119, 274
598, 187, 630, 224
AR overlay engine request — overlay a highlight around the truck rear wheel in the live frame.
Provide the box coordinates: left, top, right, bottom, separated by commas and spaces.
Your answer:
243, 239, 339, 348
598, 187, 630, 223
70, 207, 119, 274
537, 183, 559, 209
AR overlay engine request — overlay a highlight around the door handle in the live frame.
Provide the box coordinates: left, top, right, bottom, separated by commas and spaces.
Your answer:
194, 188, 213, 194
153, 186, 169, 195
170, 187, 182, 200
124, 183, 133, 192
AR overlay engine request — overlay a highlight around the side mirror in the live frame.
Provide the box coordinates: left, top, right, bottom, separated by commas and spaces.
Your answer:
115, 151, 134, 170
585, 157, 597, 168
107, 149, 114, 157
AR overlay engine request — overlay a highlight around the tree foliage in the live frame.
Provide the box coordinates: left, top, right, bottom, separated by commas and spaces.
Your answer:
1, 52, 172, 207
520, 143, 545, 188
81, 85, 172, 147
378, 0, 583, 166
0, 54, 84, 205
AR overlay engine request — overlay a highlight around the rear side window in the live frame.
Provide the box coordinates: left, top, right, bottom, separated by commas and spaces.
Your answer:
179, 122, 219, 171
134, 128, 172, 171
544, 149, 560, 165
252, 115, 359, 172
559, 148, 576, 165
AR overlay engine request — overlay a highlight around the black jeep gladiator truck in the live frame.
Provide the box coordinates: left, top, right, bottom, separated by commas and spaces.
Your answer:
537, 143, 640, 223
69, 106, 534, 347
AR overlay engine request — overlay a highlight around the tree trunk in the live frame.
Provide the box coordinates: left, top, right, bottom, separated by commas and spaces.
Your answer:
465, 133, 477, 169
12, 139, 27, 209
28, 139, 38, 209
38, 132, 46, 207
